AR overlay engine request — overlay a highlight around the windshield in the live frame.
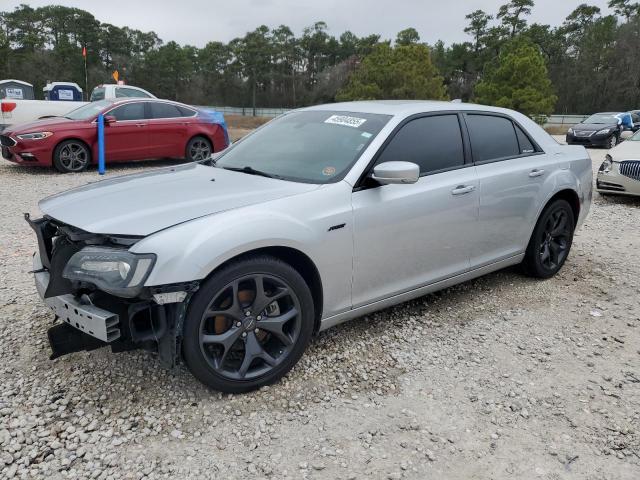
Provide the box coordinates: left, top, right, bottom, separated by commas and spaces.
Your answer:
629, 130, 640, 141
65, 99, 114, 120
583, 113, 621, 124
214, 110, 391, 183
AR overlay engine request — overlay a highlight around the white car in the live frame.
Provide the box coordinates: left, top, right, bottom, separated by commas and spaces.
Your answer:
597, 130, 640, 196
0, 84, 155, 132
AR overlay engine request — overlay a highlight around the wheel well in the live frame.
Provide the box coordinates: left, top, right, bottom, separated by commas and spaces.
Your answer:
186, 134, 213, 152
547, 189, 580, 221
206, 247, 324, 332
52, 138, 92, 165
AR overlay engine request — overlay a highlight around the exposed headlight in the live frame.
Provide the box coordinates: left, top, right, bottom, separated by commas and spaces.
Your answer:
599, 154, 613, 173
16, 131, 53, 140
63, 247, 156, 297
567, 128, 574, 134
596, 128, 611, 135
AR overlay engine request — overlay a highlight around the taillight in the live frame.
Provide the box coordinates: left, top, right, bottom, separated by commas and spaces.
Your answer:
1, 102, 16, 113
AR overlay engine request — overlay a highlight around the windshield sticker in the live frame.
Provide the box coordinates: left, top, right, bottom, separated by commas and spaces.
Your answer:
324, 115, 367, 128
361, 132, 373, 138
322, 166, 336, 176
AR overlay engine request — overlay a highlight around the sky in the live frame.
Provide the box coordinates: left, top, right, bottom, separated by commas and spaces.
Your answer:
3, 0, 613, 46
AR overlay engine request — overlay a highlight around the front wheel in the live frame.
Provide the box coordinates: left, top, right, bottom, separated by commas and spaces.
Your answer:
185, 136, 212, 162
522, 199, 575, 279
182, 255, 314, 393
53, 140, 91, 173
606, 134, 618, 149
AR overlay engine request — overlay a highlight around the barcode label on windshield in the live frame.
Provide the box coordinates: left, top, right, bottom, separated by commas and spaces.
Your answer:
324, 115, 367, 128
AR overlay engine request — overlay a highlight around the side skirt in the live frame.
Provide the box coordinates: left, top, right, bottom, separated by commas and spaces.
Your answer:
318, 254, 524, 332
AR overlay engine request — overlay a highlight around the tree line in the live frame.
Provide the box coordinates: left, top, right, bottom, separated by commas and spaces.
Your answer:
1, 1, 639, 115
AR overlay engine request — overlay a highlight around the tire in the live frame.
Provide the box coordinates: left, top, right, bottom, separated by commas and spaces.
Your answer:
606, 134, 618, 149
522, 199, 575, 279
53, 140, 91, 173
185, 136, 212, 162
182, 255, 315, 393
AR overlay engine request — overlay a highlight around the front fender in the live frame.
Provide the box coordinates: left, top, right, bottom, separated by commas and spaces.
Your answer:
130, 181, 354, 319
132, 209, 318, 285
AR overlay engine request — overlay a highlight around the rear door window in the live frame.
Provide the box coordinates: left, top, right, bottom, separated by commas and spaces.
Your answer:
514, 124, 536, 154
376, 114, 465, 175
149, 103, 183, 119
465, 114, 520, 162
115, 87, 152, 98
109, 103, 146, 121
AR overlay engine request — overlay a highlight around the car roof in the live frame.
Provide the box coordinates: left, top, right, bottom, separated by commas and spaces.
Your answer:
108, 98, 192, 108
300, 100, 527, 117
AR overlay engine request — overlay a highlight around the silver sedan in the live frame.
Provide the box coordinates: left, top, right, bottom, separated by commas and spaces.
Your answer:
597, 130, 640, 196
28, 101, 592, 392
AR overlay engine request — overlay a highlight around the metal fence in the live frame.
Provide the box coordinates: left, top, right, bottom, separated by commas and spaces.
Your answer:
543, 114, 589, 128
198, 105, 290, 117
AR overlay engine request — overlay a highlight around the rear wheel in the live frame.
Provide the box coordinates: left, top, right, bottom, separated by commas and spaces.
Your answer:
185, 136, 212, 162
182, 255, 314, 393
53, 140, 91, 173
522, 199, 575, 279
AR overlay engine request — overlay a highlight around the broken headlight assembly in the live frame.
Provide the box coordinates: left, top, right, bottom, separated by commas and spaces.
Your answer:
62, 247, 156, 298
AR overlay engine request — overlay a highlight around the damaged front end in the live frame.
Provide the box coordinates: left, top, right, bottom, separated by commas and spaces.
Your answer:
25, 214, 198, 368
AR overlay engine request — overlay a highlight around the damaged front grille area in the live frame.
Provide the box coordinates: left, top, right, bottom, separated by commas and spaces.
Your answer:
25, 213, 194, 368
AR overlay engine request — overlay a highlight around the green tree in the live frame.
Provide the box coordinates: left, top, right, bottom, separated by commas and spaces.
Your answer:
497, 0, 534, 37
336, 43, 448, 101
474, 39, 556, 116
395, 28, 420, 46
464, 10, 493, 51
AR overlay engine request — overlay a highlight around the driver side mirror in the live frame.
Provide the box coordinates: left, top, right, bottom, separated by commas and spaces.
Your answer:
103, 115, 116, 125
371, 161, 420, 185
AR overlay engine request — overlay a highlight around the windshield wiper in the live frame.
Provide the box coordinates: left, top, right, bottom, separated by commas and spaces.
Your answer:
220, 166, 280, 179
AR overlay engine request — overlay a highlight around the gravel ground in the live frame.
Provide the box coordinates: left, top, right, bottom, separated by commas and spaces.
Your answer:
1, 141, 639, 480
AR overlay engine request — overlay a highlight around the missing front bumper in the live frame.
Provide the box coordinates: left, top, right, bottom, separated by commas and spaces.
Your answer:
34, 254, 121, 343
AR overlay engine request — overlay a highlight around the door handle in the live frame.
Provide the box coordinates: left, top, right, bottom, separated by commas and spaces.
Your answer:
451, 185, 476, 195
135, 123, 146, 128
529, 169, 545, 178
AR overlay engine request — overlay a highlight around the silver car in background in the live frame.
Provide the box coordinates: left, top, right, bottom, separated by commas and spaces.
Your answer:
27, 101, 592, 392
597, 129, 640, 196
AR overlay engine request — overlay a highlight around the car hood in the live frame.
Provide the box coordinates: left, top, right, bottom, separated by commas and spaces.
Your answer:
610, 140, 640, 160
39, 163, 319, 236
572, 122, 617, 131
5, 117, 76, 134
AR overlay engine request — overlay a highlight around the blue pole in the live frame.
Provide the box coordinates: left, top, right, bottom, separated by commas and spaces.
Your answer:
97, 113, 105, 175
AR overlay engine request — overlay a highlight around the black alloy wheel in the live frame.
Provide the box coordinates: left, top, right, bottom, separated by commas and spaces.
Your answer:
523, 199, 575, 279
183, 256, 314, 392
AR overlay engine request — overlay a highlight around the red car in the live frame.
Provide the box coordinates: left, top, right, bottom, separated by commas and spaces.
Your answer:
0, 98, 229, 173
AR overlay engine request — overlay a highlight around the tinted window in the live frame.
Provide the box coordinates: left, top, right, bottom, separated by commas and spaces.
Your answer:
116, 87, 152, 98
150, 103, 183, 119
514, 124, 536, 154
110, 103, 146, 121
466, 115, 519, 162
376, 115, 464, 174
90, 87, 105, 102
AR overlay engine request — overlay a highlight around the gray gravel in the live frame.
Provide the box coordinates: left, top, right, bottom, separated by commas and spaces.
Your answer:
1, 145, 639, 480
